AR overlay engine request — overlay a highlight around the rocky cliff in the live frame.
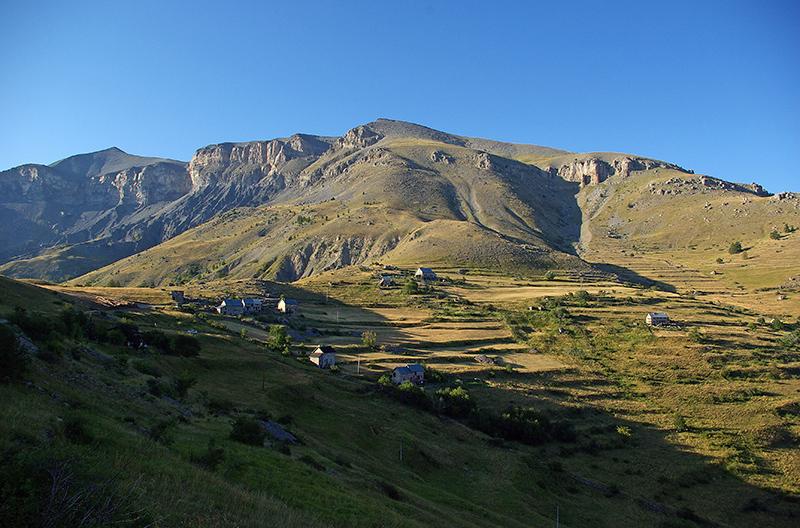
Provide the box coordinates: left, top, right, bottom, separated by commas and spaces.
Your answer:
548, 155, 688, 186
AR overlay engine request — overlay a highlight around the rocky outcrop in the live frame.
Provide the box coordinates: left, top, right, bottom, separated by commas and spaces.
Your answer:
189, 135, 331, 188
551, 156, 686, 186
334, 125, 384, 150
97, 162, 191, 206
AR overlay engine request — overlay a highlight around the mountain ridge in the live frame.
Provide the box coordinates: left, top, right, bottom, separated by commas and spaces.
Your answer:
0, 119, 791, 284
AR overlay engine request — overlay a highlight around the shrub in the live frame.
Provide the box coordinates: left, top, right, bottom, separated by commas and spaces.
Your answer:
728, 241, 743, 254
142, 330, 172, 353
687, 328, 705, 343
716, 257, 724, 264
402, 280, 420, 295
673, 413, 689, 432
361, 330, 377, 350
230, 417, 266, 446
268, 325, 291, 354
385, 381, 432, 410
544, 271, 556, 281
171, 335, 201, 357
770, 318, 784, 331
769, 230, 781, 240
435, 386, 476, 418
0, 324, 28, 382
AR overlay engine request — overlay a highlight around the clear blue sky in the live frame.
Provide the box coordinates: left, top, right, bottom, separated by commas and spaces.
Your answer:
1, 0, 798, 191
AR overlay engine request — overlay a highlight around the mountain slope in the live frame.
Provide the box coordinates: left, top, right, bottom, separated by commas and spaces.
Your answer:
3, 118, 793, 288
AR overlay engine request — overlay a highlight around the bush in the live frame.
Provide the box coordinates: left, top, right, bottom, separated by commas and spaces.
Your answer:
728, 241, 743, 254
0, 324, 28, 381
384, 381, 432, 410
435, 386, 476, 418
769, 230, 781, 240
143, 330, 172, 353
230, 417, 266, 446
544, 271, 556, 281
361, 330, 377, 350
674, 413, 689, 432
402, 280, 420, 295
171, 335, 201, 357
268, 325, 291, 354
9, 307, 56, 341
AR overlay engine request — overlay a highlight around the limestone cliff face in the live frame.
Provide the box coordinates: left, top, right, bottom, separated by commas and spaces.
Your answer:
97, 162, 192, 206
334, 125, 383, 150
188, 134, 331, 188
551, 156, 686, 186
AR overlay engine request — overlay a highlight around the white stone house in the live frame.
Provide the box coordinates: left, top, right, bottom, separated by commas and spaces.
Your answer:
646, 312, 670, 326
277, 298, 298, 314
216, 299, 245, 316
415, 267, 437, 282
391, 363, 425, 385
243, 298, 263, 314
309, 345, 336, 369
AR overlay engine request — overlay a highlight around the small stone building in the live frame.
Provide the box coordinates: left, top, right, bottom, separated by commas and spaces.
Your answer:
378, 276, 395, 288
415, 267, 437, 282
309, 345, 336, 369
277, 298, 298, 314
646, 312, 670, 326
216, 299, 245, 316
391, 363, 425, 385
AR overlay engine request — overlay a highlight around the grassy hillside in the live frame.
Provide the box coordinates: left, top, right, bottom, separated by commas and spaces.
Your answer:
576, 168, 800, 317
2, 267, 799, 527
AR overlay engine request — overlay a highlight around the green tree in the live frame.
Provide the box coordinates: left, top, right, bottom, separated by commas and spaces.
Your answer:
402, 280, 420, 295
769, 230, 781, 240
361, 330, 378, 350
728, 241, 743, 254
268, 325, 291, 354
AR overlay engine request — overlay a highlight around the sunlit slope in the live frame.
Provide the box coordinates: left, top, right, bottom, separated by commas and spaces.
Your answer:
73, 138, 591, 287
578, 167, 800, 314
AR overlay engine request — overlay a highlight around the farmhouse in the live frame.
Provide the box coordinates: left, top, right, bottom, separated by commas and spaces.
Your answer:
646, 312, 670, 326
415, 267, 437, 282
243, 298, 264, 314
309, 345, 336, 369
216, 299, 245, 316
277, 298, 298, 314
391, 363, 425, 385
378, 275, 395, 288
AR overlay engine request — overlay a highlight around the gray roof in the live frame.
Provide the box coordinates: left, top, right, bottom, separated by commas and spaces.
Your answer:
393, 366, 412, 376
407, 363, 424, 373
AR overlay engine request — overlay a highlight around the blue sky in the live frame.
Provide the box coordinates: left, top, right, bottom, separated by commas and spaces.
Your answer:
1, 0, 798, 191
